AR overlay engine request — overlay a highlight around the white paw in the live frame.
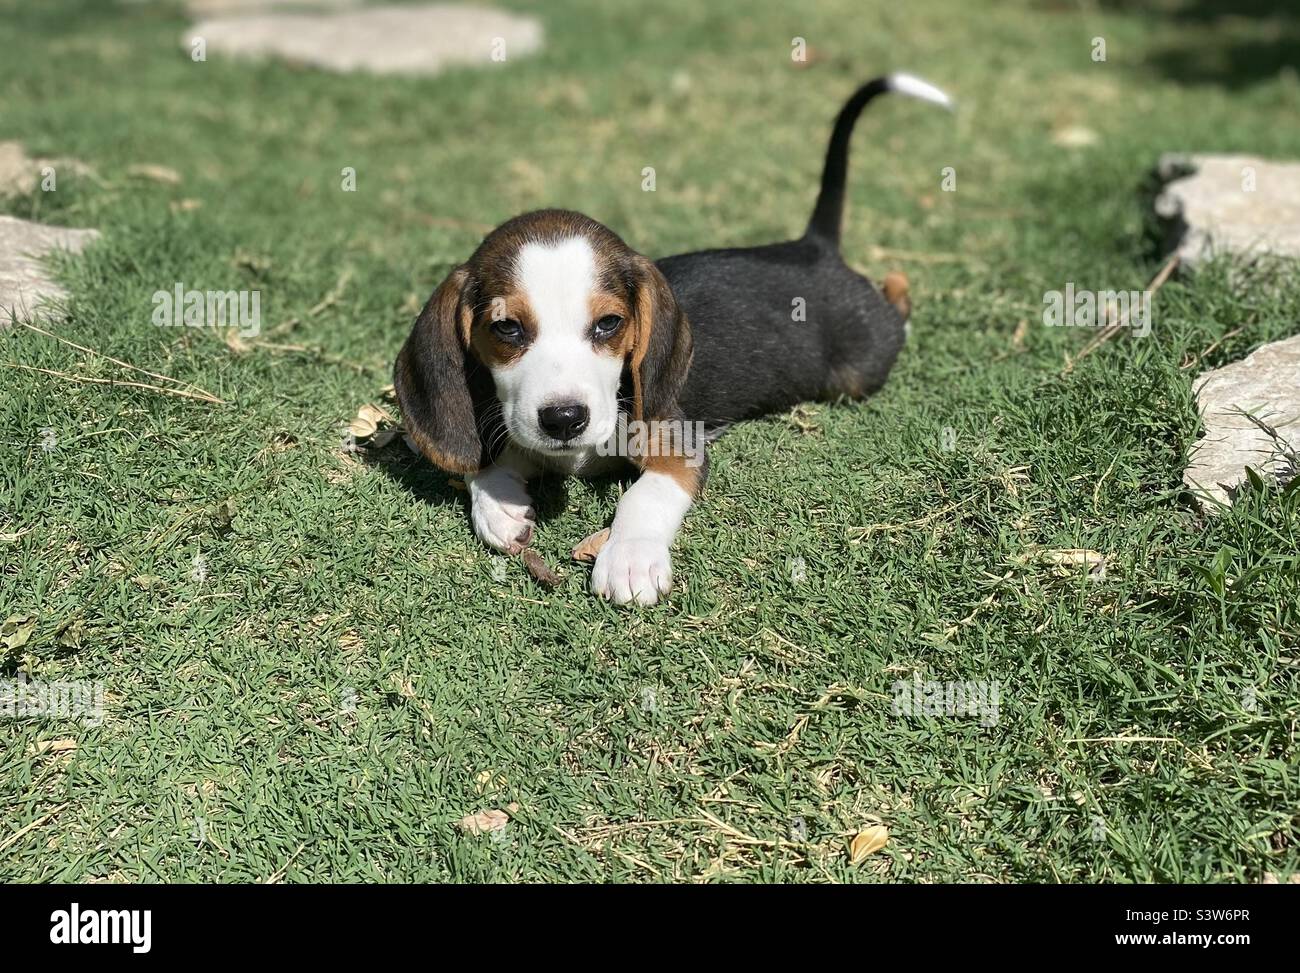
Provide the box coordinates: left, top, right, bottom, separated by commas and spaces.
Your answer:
591, 538, 673, 606
470, 477, 535, 554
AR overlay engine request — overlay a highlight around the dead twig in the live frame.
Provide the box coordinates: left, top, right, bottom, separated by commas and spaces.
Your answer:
1181, 325, 1245, 370
307, 266, 353, 318
1063, 252, 1180, 374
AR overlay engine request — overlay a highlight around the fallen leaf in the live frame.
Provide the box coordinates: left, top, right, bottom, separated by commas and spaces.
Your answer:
522, 549, 561, 589
233, 249, 272, 276
572, 528, 610, 562
347, 403, 394, 441
56, 618, 86, 648
369, 427, 401, 449
127, 163, 182, 184
458, 808, 509, 835
30, 738, 76, 755
788, 404, 820, 434
849, 825, 889, 863
791, 45, 824, 69
1, 614, 36, 652
211, 499, 236, 535
224, 329, 251, 354
388, 673, 416, 699
474, 770, 506, 795
1038, 549, 1107, 578
1051, 125, 1097, 148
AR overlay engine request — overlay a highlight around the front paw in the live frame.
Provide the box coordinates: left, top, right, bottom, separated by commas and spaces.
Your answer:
472, 491, 536, 554
591, 537, 673, 606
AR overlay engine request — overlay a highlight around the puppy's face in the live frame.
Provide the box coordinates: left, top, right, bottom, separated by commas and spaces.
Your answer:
394, 210, 692, 475
474, 234, 632, 456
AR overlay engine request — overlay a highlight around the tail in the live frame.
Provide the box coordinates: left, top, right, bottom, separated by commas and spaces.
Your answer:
804, 72, 953, 245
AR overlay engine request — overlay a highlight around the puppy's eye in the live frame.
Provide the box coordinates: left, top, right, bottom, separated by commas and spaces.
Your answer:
593, 314, 623, 339
490, 318, 525, 342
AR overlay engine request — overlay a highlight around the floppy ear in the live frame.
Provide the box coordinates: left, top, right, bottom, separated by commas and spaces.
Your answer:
629, 254, 693, 423
393, 265, 483, 475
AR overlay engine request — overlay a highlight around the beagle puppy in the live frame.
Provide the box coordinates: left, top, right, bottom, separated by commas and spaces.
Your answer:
394, 73, 951, 605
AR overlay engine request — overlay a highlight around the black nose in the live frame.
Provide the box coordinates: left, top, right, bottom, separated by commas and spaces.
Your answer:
537, 402, 590, 442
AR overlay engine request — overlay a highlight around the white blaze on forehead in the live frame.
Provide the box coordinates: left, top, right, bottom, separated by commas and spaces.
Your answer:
493, 232, 623, 455
516, 236, 597, 337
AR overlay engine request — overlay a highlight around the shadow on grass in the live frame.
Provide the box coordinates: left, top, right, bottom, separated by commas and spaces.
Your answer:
371, 440, 632, 531
1093, 0, 1300, 89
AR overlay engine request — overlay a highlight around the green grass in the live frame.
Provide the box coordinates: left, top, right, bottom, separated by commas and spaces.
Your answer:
2, 0, 1298, 883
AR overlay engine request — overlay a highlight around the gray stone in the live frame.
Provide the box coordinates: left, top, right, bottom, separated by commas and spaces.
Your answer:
0, 141, 42, 196
1184, 332, 1300, 510
184, 3, 543, 76
186, 0, 358, 14
1156, 153, 1300, 271
0, 141, 92, 197
0, 216, 100, 327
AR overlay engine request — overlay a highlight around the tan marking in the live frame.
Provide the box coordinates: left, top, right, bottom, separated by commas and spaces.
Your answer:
587, 292, 633, 357
825, 364, 865, 399
639, 451, 703, 497
628, 283, 657, 421
882, 271, 911, 319
467, 291, 536, 367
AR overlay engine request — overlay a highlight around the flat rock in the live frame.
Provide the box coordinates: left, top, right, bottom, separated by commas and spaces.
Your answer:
1156, 153, 1300, 271
0, 141, 43, 196
1184, 332, 1300, 510
0, 216, 100, 327
184, 3, 543, 76
0, 141, 92, 197
184, 0, 359, 14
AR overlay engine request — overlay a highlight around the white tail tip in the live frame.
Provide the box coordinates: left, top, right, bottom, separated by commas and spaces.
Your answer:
887, 72, 954, 110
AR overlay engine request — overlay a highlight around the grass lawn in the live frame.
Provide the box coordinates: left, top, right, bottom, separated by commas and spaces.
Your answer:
2, 0, 1298, 883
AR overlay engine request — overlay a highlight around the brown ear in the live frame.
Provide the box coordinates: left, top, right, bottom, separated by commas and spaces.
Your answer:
629, 255, 692, 423
393, 266, 483, 475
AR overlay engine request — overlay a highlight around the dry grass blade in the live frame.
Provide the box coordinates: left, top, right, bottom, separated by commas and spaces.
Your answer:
0, 363, 225, 403
19, 320, 225, 400
0, 804, 69, 853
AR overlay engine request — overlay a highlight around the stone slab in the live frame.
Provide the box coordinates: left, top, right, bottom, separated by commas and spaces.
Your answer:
1156, 153, 1300, 271
1184, 332, 1300, 509
0, 216, 100, 327
184, 3, 544, 76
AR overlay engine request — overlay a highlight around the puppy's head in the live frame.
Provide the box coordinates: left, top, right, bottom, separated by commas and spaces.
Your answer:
395, 210, 691, 474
